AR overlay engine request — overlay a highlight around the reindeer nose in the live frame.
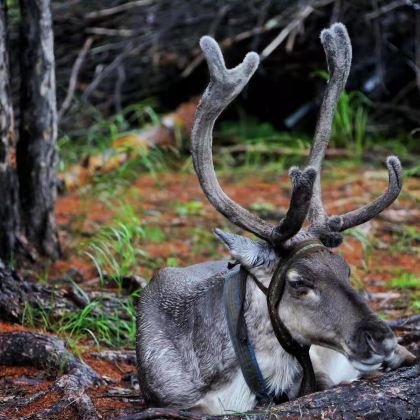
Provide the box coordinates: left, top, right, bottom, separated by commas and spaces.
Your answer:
365, 331, 385, 355
363, 323, 395, 356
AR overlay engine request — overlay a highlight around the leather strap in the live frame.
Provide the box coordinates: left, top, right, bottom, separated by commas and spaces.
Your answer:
267, 239, 326, 396
224, 239, 327, 401
224, 267, 275, 403
223, 268, 270, 402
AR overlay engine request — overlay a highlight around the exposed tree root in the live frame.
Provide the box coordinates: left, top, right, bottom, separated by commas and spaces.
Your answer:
388, 314, 420, 329
0, 331, 101, 419
90, 350, 137, 365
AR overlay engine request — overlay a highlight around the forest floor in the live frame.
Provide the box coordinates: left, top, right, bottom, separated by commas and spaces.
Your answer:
0, 155, 419, 418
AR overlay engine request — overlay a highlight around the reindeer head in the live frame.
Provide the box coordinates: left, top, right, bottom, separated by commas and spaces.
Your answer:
191, 23, 403, 374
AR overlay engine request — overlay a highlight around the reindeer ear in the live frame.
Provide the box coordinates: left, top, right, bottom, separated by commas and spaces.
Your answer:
214, 228, 277, 269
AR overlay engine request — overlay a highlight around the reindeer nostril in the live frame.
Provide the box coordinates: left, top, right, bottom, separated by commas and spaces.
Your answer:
365, 331, 385, 356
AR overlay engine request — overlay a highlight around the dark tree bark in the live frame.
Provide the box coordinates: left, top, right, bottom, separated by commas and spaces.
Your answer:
0, 2, 20, 261
17, 0, 60, 259
264, 364, 420, 419
117, 365, 420, 420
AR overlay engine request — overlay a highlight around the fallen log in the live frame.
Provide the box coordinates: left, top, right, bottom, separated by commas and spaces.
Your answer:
388, 314, 420, 329
115, 408, 202, 420
117, 364, 420, 420
264, 364, 420, 420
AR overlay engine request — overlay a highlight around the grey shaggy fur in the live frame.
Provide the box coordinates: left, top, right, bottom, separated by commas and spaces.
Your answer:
136, 260, 236, 407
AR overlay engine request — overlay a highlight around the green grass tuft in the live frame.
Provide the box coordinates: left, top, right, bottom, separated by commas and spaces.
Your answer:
59, 100, 160, 168
56, 298, 137, 348
387, 273, 420, 290
85, 207, 147, 291
333, 90, 371, 156
388, 226, 420, 255
174, 201, 204, 217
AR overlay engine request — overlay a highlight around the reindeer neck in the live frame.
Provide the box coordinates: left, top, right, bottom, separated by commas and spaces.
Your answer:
243, 270, 302, 398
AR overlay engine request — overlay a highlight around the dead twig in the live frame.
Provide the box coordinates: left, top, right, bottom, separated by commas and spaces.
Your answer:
58, 36, 94, 120
114, 64, 126, 112
86, 27, 137, 37
90, 350, 137, 365
85, 0, 155, 20
364, 0, 407, 20
388, 314, 420, 329
260, 5, 313, 60
83, 41, 145, 100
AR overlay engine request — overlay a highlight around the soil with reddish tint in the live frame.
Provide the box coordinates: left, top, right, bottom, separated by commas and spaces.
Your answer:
0, 163, 419, 418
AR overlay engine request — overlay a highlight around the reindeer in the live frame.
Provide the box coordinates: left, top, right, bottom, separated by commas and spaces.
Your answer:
136, 23, 415, 415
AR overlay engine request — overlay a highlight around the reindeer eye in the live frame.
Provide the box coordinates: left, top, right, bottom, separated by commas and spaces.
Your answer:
288, 278, 313, 290
289, 280, 303, 289
287, 270, 313, 289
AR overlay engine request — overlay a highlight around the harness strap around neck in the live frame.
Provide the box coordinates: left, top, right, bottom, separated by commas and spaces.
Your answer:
224, 239, 327, 402
267, 239, 326, 396
223, 266, 287, 404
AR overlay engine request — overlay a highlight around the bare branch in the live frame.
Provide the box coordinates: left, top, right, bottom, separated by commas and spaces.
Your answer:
85, 0, 155, 20
58, 36, 94, 120
260, 5, 313, 60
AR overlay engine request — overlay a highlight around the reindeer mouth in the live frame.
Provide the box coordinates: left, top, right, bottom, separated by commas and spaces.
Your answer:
349, 356, 383, 373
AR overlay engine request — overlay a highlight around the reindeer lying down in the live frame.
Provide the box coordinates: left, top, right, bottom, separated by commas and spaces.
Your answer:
136, 23, 415, 415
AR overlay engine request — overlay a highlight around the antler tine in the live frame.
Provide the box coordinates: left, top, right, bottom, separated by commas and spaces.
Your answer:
307, 23, 352, 246
307, 24, 403, 246
335, 156, 403, 231
191, 36, 316, 246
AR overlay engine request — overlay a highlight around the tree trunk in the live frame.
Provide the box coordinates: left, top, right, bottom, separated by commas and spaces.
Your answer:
0, 2, 20, 262
17, 0, 60, 259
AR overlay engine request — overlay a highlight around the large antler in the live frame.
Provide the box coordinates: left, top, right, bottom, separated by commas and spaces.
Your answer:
191, 37, 316, 247
307, 23, 403, 247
